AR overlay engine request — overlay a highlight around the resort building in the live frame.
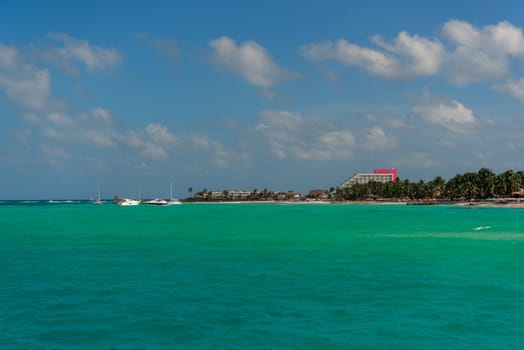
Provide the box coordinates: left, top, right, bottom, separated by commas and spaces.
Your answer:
209, 190, 252, 200
339, 168, 398, 188
195, 189, 301, 201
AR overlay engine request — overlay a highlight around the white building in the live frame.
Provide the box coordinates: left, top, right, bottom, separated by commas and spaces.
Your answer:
339, 169, 398, 188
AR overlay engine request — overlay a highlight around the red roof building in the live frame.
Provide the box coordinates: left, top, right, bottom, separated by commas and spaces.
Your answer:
373, 168, 398, 182
339, 168, 398, 188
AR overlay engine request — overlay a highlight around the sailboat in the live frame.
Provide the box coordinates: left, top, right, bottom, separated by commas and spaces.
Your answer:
167, 182, 182, 205
92, 187, 103, 204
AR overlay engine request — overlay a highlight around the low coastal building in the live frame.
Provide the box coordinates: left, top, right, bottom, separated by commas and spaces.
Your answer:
306, 189, 330, 200
209, 190, 251, 200
276, 191, 301, 201
194, 188, 301, 201
228, 190, 252, 200
339, 168, 398, 188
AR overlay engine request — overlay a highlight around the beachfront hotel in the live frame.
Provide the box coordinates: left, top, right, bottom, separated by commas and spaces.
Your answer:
339, 168, 398, 188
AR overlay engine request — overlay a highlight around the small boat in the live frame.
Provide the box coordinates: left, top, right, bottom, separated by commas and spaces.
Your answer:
167, 182, 182, 205
143, 198, 169, 206
92, 187, 103, 204
167, 198, 182, 205
118, 198, 141, 206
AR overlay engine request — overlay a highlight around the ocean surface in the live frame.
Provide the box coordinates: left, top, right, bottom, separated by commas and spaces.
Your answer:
1, 202, 524, 349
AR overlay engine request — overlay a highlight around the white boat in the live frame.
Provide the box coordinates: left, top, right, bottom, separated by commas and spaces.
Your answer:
167, 183, 182, 205
143, 198, 168, 206
118, 198, 141, 206
92, 187, 103, 204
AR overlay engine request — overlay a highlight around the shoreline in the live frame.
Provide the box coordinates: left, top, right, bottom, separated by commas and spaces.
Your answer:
184, 200, 524, 208
2, 199, 523, 208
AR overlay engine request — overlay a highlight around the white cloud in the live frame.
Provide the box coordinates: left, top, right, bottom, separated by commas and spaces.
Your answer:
47, 112, 74, 128
141, 142, 168, 160
42, 125, 59, 139
186, 134, 211, 149
0, 43, 18, 70
0, 43, 52, 110
493, 78, 524, 103
0, 66, 51, 110
302, 40, 399, 77
38, 108, 117, 147
301, 20, 524, 85
412, 99, 476, 133
391, 152, 439, 169
444, 20, 524, 55
212, 141, 231, 168
209, 36, 298, 88
83, 129, 115, 148
443, 20, 524, 84
362, 125, 397, 150
19, 112, 42, 124
384, 117, 414, 130
118, 122, 221, 161
123, 130, 144, 149
80, 108, 116, 147
371, 32, 444, 76
256, 110, 356, 160
146, 123, 178, 146
258, 110, 303, 131
87, 107, 113, 125
301, 31, 444, 78
298, 129, 355, 160
42, 33, 122, 72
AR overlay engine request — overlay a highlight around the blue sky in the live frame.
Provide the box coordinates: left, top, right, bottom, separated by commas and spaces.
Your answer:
2, 0, 524, 199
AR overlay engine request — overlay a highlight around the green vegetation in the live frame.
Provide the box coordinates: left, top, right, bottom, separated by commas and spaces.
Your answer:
335, 168, 524, 202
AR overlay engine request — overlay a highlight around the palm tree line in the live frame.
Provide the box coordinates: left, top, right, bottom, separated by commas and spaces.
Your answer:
335, 168, 524, 202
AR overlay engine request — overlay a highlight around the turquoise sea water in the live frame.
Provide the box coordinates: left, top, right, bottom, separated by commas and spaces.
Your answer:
1, 202, 524, 349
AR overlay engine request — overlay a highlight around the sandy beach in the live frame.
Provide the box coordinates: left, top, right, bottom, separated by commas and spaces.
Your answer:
187, 199, 524, 208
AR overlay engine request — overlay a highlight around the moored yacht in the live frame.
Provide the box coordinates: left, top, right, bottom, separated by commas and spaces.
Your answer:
143, 198, 169, 206
118, 198, 141, 206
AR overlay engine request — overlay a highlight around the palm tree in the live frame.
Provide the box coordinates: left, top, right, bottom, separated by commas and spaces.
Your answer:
495, 171, 512, 197
509, 171, 522, 194
414, 180, 428, 200
444, 173, 464, 200
462, 172, 479, 201
477, 168, 495, 199
429, 176, 445, 199
188, 186, 193, 198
